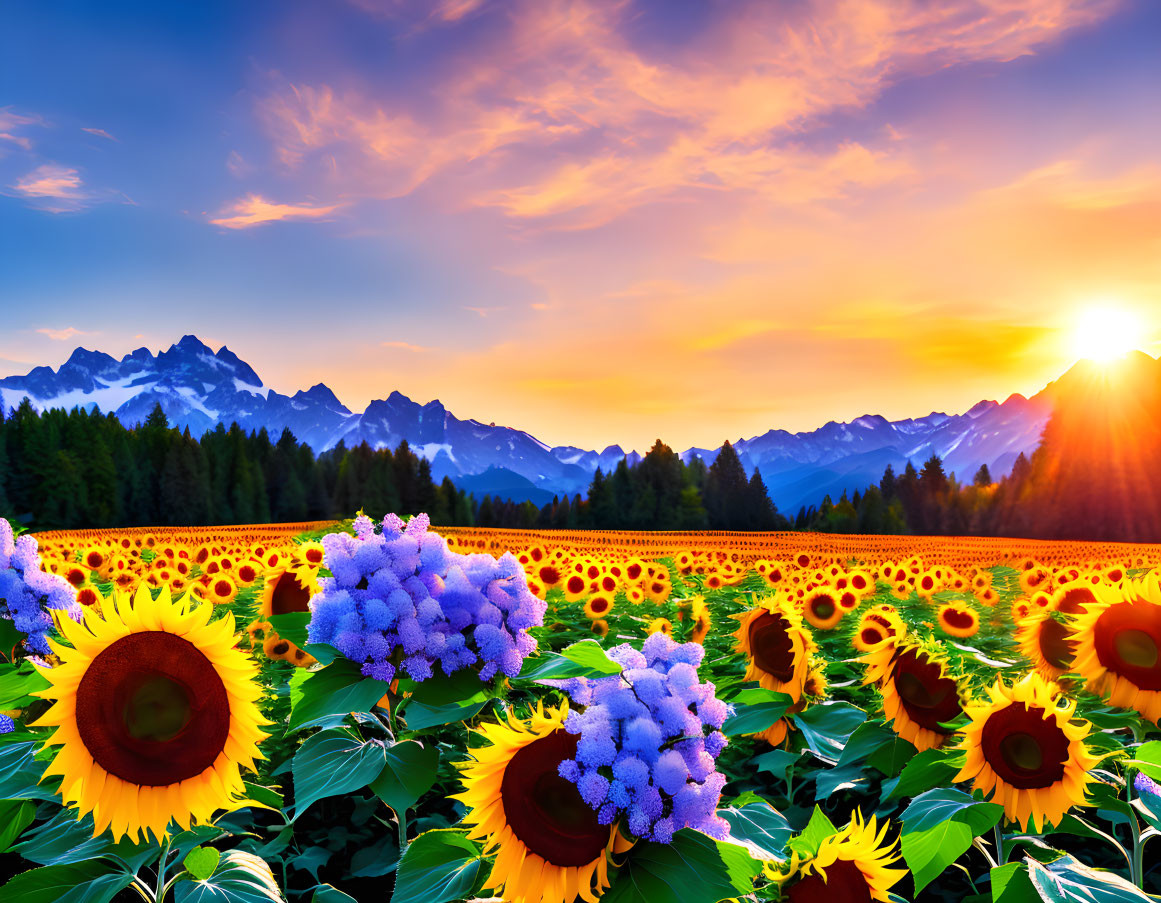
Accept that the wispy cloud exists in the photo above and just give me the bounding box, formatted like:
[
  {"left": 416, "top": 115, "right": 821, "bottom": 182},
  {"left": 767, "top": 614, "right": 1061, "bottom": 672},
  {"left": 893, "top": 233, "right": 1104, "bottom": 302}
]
[
  {"left": 0, "top": 108, "right": 44, "bottom": 152},
  {"left": 381, "top": 340, "right": 432, "bottom": 352},
  {"left": 9, "top": 164, "right": 94, "bottom": 212},
  {"left": 81, "top": 126, "right": 118, "bottom": 142},
  {"left": 463, "top": 306, "right": 504, "bottom": 317},
  {"left": 37, "top": 326, "right": 89, "bottom": 342},
  {"left": 209, "top": 193, "right": 344, "bottom": 228}
]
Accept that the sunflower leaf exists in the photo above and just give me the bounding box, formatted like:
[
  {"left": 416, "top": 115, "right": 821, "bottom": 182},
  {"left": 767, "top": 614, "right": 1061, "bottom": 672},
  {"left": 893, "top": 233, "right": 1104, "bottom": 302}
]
[
  {"left": 0, "top": 799, "right": 35, "bottom": 854},
  {"left": 517, "top": 639, "right": 623, "bottom": 681},
  {"left": 1025, "top": 852, "right": 1154, "bottom": 902},
  {"left": 886, "top": 747, "right": 962, "bottom": 800},
  {"left": 721, "top": 689, "right": 792, "bottom": 736},
  {"left": 183, "top": 846, "right": 221, "bottom": 882},
  {"left": 787, "top": 805, "right": 837, "bottom": 857},
  {"left": 0, "top": 659, "right": 50, "bottom": 708},
  {"left": 398, "top": 671, "right": 489, "bottom": 730},
  {"left": 790, "top": 701, "right": 867, "bottom": 764},
  {"left": 287, "top": 658, "right": 389, "bottom": 734},
  {"left": 901, "top": 787, "right": 1004, "bottom": 836},
  {"left": 290, "top": 729, "right": 389, "bottom": 819},
  {"left": 718, "top": 798, "right": 792, "bottom": 861},
  {"left": 266, "top": 612, "right": 310, "bottom": 650},
  {"left": 391, "top": 829, "right": 486, "bottom": 903},
  {"left": 601, "top": 830, "right": 762, "bottom": 903},
  {"left": 0, "top": 860, "right": 134, "bottom": 903},
  {"left": 174, "top": 850, "right": 286, "bottom": 903},
  {"left": 371, "top": 739, "right": 440, "bottom": 816}
]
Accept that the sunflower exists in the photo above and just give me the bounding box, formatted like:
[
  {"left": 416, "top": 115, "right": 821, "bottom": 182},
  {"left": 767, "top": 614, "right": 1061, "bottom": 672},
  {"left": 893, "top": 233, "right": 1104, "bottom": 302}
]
[
  {"left": 689, "top": 597, "right": 712, "bottom": 645},
  {"left": 862, "top": 637, "right": 966, "bottom": 751},
  {"left": 936, "top": 603, "right": 979, "bottom": 638},
  {"left": 33, "top": 585, "right": 268, "bottom": 842},
  {"left": 803, "top": 587, "right": 843, "bottom": 630},
  {"left": 771, "top": 812, "right": 905, "bottom": 903},
  {"left": 852, "top": 607, "right": 904, "bottom": 654},
  {"left": 954, "top": 673, "right": 1099, "bottom": 831},
  {"left": 590, "top": 619, "right": 610, "bottom": 638},
  {"left": 291, "top": 541, "right": 326, "bottom": 583},
  {"left": 584, "top": 595, "right": 614, "bottom": 620},
  {"left": 646, "top": 617, "right": 673, "bottom": 637},
  {"left": 1016, "top": 610, "right": 1077, "bottom": 681},
  {"left": 453, "top": 703, "right": 626, "bottom": 903},
  {"left": 733, "top": 597, "right": 815, "bottom": 702},
  {"left": 208, "top": 574, "right": 238, "bottom": 606},
  {"left": 1070, "top": 574, "right": 1161, "bottom": 723}
]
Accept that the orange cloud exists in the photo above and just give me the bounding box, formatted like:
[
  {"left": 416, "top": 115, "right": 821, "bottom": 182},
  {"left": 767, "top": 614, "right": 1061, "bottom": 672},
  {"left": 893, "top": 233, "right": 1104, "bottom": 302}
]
[
  {"left": 9, "top": 164, "right": 95, "bottom": 212},
  {"left": 210, "top": 193, "right": 344, "bottom": 228},
  {"left": 36, "top": 327, "right": 89, "bottom": 342},
  {"left": 381, "top": 340, "right": 432, "bottom": 352}
]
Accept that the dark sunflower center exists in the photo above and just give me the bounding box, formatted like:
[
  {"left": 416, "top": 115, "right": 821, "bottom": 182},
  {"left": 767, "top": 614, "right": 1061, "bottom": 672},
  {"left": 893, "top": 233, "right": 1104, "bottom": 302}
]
[
  {"left": 1057, "top": 587, "right": 1095, "bottom": 615},
  {"left": 539, "top": 566, "right": 561, "bottom": 584},
  {"left": 749, "top": 612, "right": 797, "bottom": 683},
  {"left": 270, "top": 572, "right": 312, "bottom": 615},
  {"left": 1038, "top": 618, "right": 1076, "bottom": 670},
  {"left": 1093, "top": 600, "right": 1161, "bottom": 690},
  {"left": 787, "top": 858, "right": 873, "bottom": 903},
  {"left": 981, "top": 702, "right": 1068, "bottom": 789},
  {"left": 892, "top": 649, "right": 961, "bottom": 733},
  {"left": 500, "top": 730, "right": 608, "bottom": 867},
  {"left": 76, "top": 631, "right": 231, "bottom": 786},
  {"left": 590, "top": 598, "right": 609, "bottom": 614},
  {"left": 861, "top": 627, "right": 884, "bottom": 646},
  {"left": 943, "top": 608, "right": 975, "bottom": 630},
  {"left": 811, "top": 596, "right": 836, "bottom": 620}
]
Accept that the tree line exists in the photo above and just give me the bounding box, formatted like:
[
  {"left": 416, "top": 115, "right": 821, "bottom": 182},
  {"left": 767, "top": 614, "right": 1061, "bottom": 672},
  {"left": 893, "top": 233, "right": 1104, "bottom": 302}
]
[{"left": 0, "top": 403, "right": 784, "bottom": 532}]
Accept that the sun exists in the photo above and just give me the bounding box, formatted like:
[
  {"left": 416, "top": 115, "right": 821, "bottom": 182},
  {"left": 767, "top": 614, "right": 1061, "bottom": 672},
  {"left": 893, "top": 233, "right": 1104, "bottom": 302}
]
[{"left": 1071, "top": 306, "right": 1142, "bottom": 363}]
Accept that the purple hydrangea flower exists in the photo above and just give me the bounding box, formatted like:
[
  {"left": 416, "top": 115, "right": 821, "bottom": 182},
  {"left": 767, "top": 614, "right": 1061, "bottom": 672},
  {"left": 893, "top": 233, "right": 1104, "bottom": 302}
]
[
  {"left": 0, "top": 517, "right": 80, "bottom": 656},
  {"left": 554, "top": 633, "right": 733, "bottom": 843},
  {"left": 307, "top": 514, "right": 546, "bottom": 685},
  {"left": 0, "top": 713, "right": 14, "bottom": 734},
  {"left": 1136, "top": 773, "right": 1161, "bottom": 798}
]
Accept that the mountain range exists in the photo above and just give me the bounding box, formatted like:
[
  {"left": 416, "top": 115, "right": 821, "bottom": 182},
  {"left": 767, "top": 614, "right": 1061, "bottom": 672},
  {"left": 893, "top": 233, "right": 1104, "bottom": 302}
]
[{"left": 0, "top": 334, "right": 1064, "bottom": 513}]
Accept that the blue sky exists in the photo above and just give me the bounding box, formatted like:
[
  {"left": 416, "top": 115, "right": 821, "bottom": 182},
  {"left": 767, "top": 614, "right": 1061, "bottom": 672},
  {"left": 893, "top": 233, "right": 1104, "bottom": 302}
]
[{"left": 2, "top": 0, "right": 1158, "bottom": 450}]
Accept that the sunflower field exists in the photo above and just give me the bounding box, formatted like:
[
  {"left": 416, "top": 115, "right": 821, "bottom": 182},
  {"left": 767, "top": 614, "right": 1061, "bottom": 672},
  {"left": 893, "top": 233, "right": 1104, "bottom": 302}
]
[{"left": 2, "top": 515, "right": 1161, "bottom": 903}]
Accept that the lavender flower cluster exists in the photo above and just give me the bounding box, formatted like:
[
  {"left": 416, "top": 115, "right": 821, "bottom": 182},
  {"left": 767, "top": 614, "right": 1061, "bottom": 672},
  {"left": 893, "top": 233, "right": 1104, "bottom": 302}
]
[
  {"left": 555, "top": 632, "right": 732, "bottom": 843},
  {"left": 1136, "top": 772, "right": 1161, "bottom": 799},
  {"left": 308, "top": 513, "right": 546, "bottom": 684},
  {"left": 0, "top": 517, "right": 79, "bottom": 657}
]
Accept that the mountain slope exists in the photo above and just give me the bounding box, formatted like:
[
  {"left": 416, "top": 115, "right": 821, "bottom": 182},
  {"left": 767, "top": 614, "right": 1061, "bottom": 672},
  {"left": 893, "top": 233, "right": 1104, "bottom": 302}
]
[{"left": 0, "top": 335, "right": 1062, "bottom": 510}]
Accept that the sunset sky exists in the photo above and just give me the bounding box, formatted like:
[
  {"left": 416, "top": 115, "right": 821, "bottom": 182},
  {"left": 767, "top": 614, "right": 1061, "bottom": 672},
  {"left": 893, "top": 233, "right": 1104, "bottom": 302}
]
[{"left": 2, "top": 0, "right": 1159, "bottom": 452}]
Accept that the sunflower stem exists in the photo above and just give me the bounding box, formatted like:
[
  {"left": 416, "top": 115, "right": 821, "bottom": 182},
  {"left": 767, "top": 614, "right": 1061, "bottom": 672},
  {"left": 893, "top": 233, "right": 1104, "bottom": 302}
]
[
  {"left": 398, "top": 807, "right": 409, "bottom": 854},
  {"left": 993, "top": 825, "right": 1005, "bottom": 865},
  {"left": 129, "top": 876, "right": 154, "bottom": 903},
  {"left": 154, "top": 837, "right": 173, "bottom": 902}
]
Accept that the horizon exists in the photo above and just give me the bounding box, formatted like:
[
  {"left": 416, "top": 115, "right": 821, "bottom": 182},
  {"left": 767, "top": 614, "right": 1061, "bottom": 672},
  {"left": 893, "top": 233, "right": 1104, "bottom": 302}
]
[
  {"left": 6, "top": 332, "right": 1155, "bottom": 459},
  {"left": 3, "top": 0, "right": 1160, "bottom": 450}
]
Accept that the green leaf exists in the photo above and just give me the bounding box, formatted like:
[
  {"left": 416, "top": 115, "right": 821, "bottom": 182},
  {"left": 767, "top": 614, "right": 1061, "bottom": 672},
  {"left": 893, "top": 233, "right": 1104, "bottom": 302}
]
[
  {"left": 391, "top": 830, "right": 485, "bottom": 903},
  {"left": 1132, "top": 788, "right": 1161, "bottom": 831},
  {"left": 399, "top": 671, "right": 489, "bottom": 731},
  {"left": 719, "top": 798, "right": 792, "bottom": 861},
  {"left": 518, "top": 639, "right": 623, "bottom": 680},
  {"left": 0, "top": 660, "right": 50, "bottom": 708},
  {"left": 1126, "top": 740, "right": 1161, "bottom": 782},
  {"left": 814, "top": 763, "right": 872, "bottom": 801},
  {"left": 887, "top": 748, "right": 962, "bottom": 800},
  {"left": 0, "top": 616, "right": 25, "bottom": 660},
  {"left": 290, "top": 846, "right": 332, "bottom": 881},
  {"left": 721, "top": 689, "right": 792, "bottom": 737},
  {"left": 350, "top": 835, "right": 402, "bottom": 878},
  {"left": 1026, "top": 853, "right": 1154, "bottom": 902},
  {"left": 0, "top": 740, "right": 60, "bottom": 802},
  {"left": 900, "top": 788, "right": 1004, "bottom": 893},
  {"left": 836, "top": 721, "right": 896, "bottom": 766},
  {"left": 991, "top": 862, "right": 1039, "bottom": 903},
  {"left": 791, "top": 701, "right": 867, "bottom": 764},
  {"left": 266, "top": 612, "right": 310, "bottom": 649},
  {"left": 867, "top": 737, "right": 918, "bottom": 778},
  {"left": 0, "top": 860, "right": 134, "bottom": 903},
  {"left": 601, "top": 830, "right": 762, "bottom": 903},
  {"left": 302, "top": 643, "right": 340, "bottom": 665},
  {"left": 291, "top": 729, "right": 389, "bottom": 819},
  {"left": 183, "top": 847, "right": 221, "bottom": 882},
  {"left": 371, "top": 740, "right": 440, "bottom": 816},
  {"left": 754, "top": 748, "right": 799, "bottom": 784},
  {"left": 311, "top": 887, "right": 358, "bottom": 903},
  {"left": 787, "top": 806, "right": 837, "bottom": 858},
  {"left": 901, "top": 787, "right": 1004, "bottom": 835},
  {"left": 174, "top": 850, "right": 286, "bottom": 903},
  {"left": 240, "top": 781, "right": 284, "bottom": 811},
  {"left": 901, "top": 819, "right": 977, "bottom": 893},
  {"left": 11, "top": 809, "right": 120, "bottom": 866},
  {"left": 288, "top": 659, "right": 389, "bottom": 734},
  {"left": 0, "top": 799, "right": 35, "bottom": 853}
]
